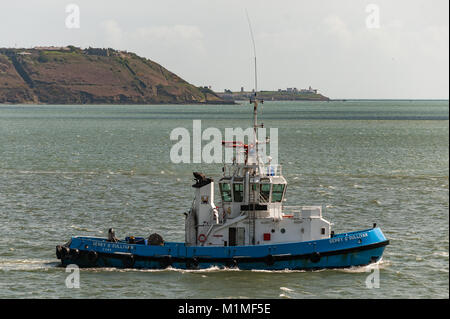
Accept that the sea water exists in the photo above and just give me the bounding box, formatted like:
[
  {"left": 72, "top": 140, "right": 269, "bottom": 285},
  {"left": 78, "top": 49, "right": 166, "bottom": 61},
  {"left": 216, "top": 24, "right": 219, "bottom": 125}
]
[{"left": 0, "top": 100, "right": 448, "bottom": 298}]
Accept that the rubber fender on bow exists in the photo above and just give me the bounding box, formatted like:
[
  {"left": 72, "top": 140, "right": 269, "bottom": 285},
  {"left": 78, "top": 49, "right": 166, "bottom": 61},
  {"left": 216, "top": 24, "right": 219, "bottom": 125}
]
[
  {"left": 69, "top": 248, "right": 80, "bottom": 259},
  {"left": 56, "top": 245, "right": 62, "bottom": 259},
  {"left": 61, "top": 246, "right": 70, "bottom": 258}
]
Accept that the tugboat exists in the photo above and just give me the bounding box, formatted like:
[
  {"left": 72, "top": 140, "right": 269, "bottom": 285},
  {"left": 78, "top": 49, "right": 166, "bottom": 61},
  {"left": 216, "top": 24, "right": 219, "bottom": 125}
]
[{"left": 56, "top": 93, "right": 389, "bottom": 270}]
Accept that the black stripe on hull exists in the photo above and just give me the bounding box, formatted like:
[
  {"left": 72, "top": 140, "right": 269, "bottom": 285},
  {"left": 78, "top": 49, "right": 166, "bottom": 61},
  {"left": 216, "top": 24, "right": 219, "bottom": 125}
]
[{"left": 59, "top": 240, "right": 389, "bottom": 269}]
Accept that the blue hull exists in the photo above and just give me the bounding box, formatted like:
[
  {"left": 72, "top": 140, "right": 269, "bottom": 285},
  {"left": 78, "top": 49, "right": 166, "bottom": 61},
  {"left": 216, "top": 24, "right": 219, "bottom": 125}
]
[{"left": 57, "top": 227, "right": 389, "bottom": 270}]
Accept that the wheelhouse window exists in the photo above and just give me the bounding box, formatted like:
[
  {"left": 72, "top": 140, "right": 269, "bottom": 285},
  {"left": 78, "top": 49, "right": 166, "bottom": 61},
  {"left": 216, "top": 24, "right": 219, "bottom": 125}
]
[
  {"left": 260, "top": 184, "right": 271, "bottom": 202},
  {"left": 219, "top": 183, "right": 232, "bottom": 202},
  {"left": 233, "top": 183, "right": 244, "bottom": 202},
  {"left": 272, "top": 184, "right": 285, "bottom": 202}
]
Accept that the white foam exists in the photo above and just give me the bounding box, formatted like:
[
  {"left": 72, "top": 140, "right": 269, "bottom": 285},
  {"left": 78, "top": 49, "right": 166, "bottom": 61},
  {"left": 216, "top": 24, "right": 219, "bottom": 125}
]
[
  {"left": 70, "top": 225, "right": 96, "bottom": 232},
  {"left": 336, "top": 258, "right": 389, "bottom": 273},
  {"left": 433, "top": 251, "right": 449, "bottom": 258},
  {"left": 0, "top": 259, "right": 57, "bottom": 271},
  {"left": 84, "top": 265, "right": 241, "bottom": 274}
]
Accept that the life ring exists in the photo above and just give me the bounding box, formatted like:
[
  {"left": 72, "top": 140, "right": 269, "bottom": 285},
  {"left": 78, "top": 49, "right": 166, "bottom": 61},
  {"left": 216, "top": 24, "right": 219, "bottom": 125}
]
[{"left": 198, "top": 234, "right": 207, "bottom": 242}]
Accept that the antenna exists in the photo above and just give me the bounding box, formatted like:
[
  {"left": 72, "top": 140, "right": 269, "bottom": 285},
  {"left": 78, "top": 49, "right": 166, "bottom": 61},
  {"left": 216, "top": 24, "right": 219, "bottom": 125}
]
[
  {"left": 245, "top": 9, "right": 257, "bottom": 94},
  {"left": 245, "top": 9, "right": 263, "bottom": 166}
]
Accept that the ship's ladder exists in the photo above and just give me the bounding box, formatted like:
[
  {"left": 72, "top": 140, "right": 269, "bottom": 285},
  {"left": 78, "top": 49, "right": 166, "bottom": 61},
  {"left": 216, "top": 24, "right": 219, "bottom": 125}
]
[
  {"left": 248, "top": 210, "right": 256, "bottom": 245},
  {"left": 249, "top": 190, "right": 255, "bottom": 203}
]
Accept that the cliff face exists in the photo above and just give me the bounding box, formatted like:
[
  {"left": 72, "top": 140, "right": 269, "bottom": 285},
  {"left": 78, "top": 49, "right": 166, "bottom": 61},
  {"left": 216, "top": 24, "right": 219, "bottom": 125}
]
[{"left": 0, "top": 47, "right": 226, "bottom": 104}]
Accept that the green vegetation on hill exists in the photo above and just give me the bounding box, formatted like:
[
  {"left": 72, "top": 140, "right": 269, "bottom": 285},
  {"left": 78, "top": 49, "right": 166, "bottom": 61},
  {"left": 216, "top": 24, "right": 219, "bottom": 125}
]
[
  {"left": 0, "top": 47, "right": 229, "bottom": 104},
  {"left": 217, "top": 90, "right": 329, "bottom": 102}
]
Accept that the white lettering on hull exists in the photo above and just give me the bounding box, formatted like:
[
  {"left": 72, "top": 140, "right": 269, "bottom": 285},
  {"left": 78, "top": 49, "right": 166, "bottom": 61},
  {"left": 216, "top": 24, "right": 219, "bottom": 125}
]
[{"left": 329, "top": 232, "right": 368, "bottom": 244}]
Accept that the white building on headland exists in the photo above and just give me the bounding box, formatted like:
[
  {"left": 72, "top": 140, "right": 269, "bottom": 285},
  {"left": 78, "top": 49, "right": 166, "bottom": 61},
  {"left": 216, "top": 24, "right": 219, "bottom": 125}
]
[
  {"left": 33, "top": 46, "right": 70, "bottom": 51},
  {"left": 278, "top": 86, "right": 318, "bottom": 94}
]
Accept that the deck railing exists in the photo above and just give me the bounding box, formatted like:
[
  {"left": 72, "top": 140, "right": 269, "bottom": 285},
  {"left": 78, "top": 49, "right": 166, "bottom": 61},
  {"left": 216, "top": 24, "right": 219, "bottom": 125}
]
[
  {"left": 222, "top": 163, "right": 282, "bottom": 177},
  {"left": 260, "top": 164, "right": 282, "bottom": 177}
]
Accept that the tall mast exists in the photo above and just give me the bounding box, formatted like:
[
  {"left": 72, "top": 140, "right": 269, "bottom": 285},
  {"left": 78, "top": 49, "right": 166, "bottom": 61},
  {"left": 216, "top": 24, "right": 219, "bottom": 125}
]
[{"left": 246, "top": 9, "right": 260, "bottom": 165}]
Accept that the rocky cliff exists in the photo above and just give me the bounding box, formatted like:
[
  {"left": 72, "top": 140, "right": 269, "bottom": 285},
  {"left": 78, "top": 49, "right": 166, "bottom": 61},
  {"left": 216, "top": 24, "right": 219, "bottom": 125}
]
[{"left": 0, "top": 47, "right": 227, "bottom": 104}]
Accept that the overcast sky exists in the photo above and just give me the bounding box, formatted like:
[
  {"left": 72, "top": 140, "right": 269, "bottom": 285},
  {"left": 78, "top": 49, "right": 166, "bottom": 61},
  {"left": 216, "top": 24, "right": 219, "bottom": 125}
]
[{"left": 1, "top": 0, "right": 448, "bottom": 99}]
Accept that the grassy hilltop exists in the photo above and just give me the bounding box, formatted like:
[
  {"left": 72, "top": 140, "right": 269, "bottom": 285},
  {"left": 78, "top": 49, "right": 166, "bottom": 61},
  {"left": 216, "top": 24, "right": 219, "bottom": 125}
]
[
  {"left": 0, "top": 46, "right": 227, "bottom": 104},
  {"left": 217, "top": 90, "right": 330, "bottom": 102}
]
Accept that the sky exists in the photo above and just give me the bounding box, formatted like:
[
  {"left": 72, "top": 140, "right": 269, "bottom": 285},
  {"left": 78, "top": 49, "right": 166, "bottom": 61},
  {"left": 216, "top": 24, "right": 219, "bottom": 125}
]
[{"left": 1, "top": 0, "right": 448, "bottom": 99}]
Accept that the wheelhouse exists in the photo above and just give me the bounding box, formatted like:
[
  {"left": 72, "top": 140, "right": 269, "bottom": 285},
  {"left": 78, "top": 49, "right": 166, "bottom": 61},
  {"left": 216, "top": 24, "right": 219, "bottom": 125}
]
[{"left": 218, "top": 176, "right": 287, "bottom": 206}]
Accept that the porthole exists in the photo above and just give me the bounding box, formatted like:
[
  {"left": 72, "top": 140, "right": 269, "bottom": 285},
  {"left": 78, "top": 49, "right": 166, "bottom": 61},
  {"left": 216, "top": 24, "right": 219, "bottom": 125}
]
[
  {"left": 271, "top": 229, "right": 275, "bottom": 233},
  {"left": 280, "top": 228, "right": 286, "bottom": 234}
]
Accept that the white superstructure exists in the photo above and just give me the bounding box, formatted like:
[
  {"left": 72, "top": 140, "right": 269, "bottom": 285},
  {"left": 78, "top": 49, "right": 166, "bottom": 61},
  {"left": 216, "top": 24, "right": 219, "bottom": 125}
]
[{"left": 185, "top": 95, "right": 331, "bottom": 247}]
